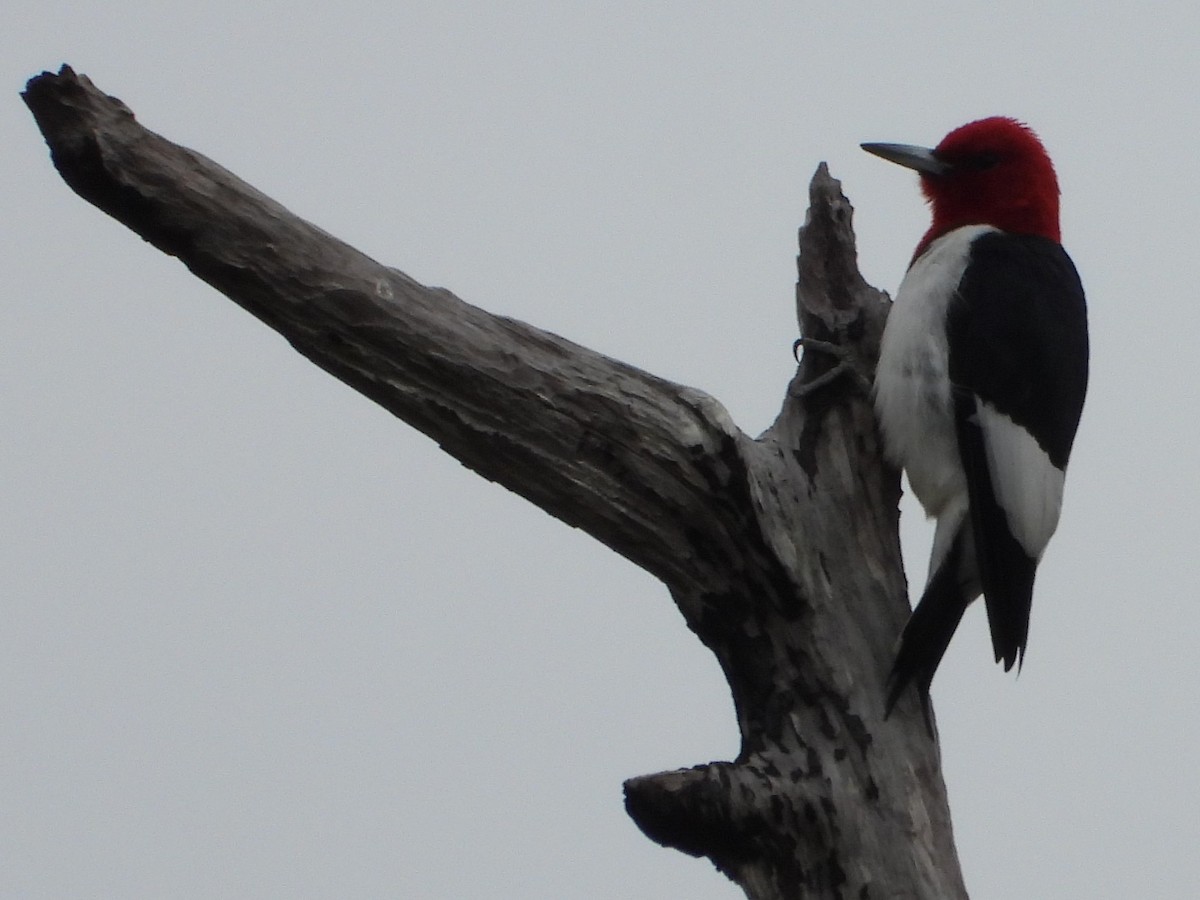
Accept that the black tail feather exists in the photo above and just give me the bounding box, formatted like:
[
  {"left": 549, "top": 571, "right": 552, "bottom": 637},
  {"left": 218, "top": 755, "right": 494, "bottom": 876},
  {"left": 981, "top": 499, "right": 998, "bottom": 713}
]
[{"left": 885, "top": 530, "right": 973, "bottom": 727}]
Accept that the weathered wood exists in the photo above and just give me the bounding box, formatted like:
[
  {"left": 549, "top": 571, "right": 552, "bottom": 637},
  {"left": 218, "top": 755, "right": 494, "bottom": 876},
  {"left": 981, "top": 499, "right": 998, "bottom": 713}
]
[{"left": 23, "top": 65, "right": 968, "bottom": 899}]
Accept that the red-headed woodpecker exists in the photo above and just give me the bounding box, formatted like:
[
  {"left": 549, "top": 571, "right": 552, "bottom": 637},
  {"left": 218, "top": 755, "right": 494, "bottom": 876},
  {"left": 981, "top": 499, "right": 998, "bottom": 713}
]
[{"left": 863, "top": 117, "right": 1089, "bottom": 718}]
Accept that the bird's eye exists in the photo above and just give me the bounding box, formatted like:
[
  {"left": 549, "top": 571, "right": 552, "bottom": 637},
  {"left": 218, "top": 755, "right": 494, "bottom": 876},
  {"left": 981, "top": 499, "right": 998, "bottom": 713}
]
[{"left": 964, "top": 153, "right": 1001, "bottom": 171}]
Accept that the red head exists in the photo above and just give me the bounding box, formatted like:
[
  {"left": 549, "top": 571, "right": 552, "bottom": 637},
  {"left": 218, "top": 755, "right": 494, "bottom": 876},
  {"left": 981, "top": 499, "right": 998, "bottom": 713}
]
[{"left": 863, "top": 117, "right": 1061, "bottom": 261}]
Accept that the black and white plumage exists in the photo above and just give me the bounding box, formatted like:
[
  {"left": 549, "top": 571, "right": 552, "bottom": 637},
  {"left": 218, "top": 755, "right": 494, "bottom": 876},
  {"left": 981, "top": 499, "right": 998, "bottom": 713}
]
[{"left": 864, "top": 118, "right": 1089, "bottom": 717}]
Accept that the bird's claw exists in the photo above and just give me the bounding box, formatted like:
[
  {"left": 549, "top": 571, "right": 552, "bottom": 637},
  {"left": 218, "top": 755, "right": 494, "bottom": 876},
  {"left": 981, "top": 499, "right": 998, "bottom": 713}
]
[
  {"left": 791, "top": 336, "right": 871, "bottom": 397},
  {"left": 792, "top": 336, "right": 848, "bottom": 364}
]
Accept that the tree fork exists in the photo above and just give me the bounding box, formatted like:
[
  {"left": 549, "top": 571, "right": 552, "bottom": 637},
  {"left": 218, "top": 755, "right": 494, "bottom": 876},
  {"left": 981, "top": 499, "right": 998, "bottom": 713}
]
[{"left": 23, "top": 65, "right": 967, "bottom": 899}]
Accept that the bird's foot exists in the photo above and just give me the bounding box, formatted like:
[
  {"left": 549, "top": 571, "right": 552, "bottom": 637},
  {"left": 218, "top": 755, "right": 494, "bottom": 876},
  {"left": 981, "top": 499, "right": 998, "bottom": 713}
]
[{"left": 791, "top": 337, "right": 872, "bottom": 397}]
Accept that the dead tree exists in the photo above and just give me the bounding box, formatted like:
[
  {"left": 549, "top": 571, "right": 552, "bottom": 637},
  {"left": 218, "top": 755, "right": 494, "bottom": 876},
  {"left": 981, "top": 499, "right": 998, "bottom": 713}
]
[{"left": 23, "top": 66, "right": 967, "bottom": 899}]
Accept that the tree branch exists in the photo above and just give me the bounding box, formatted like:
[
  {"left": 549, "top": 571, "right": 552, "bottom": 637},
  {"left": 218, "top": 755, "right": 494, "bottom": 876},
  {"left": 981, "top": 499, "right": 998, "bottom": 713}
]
[
  {"left": 21, "top": 65, "right": 746, "bottom": 597},
  {"left": 24, "top": 65, "right": 968, "bottom": 899}
]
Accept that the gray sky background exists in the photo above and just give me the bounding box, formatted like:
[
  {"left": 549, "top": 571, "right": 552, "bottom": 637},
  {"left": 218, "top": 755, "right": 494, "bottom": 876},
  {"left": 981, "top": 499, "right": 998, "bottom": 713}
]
[{"left": 6, "top": 3, "right": 1197, "bottom": 897}]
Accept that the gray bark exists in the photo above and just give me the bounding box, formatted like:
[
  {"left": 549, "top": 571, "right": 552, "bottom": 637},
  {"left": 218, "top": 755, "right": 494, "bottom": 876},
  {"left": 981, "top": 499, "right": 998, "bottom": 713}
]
[{"left": 23, "top": 65, "right": 968, "bottom": 899}]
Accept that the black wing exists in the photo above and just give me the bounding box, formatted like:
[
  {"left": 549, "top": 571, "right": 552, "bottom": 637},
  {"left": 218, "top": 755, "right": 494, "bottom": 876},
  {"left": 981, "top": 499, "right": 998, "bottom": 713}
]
[{"left": 947, "top": 233, "right": 1089, "bottom": 667}]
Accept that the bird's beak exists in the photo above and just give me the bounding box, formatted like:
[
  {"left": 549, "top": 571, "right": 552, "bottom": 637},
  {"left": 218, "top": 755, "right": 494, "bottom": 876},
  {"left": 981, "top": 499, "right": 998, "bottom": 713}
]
[{"left": 860, "top": 142, "right": 952, "bottom": 176}]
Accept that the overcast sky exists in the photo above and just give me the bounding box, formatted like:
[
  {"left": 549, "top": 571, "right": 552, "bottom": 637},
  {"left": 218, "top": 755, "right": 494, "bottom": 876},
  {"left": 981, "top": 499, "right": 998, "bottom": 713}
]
[{"left": 6, "top": 3, "right": 1199, "bottom": 898}]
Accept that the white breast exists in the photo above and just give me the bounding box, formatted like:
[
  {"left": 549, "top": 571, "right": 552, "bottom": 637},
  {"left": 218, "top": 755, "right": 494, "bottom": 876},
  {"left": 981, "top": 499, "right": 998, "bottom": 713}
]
[{"left": 873, "top": 225, "right": 996, "bottom": 517}]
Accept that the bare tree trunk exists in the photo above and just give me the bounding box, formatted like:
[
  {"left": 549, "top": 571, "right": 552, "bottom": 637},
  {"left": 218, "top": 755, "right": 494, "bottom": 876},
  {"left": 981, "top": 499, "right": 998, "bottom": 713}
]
[{"left": 23, "top": 65, "right": 968, "bottom": 899}]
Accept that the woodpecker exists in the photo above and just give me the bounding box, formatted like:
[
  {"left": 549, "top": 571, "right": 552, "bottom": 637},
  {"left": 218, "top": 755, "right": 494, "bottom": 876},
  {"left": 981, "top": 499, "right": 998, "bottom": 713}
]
[{"left": 863, "top": 117, "right": 1088, "bottom": 719}]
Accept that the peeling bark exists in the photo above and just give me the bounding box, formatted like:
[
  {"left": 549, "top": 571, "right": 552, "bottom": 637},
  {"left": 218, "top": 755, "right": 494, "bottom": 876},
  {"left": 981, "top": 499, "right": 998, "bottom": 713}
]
[{"left": 23, "top": 65, "right": 968, "bottom": 899}]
